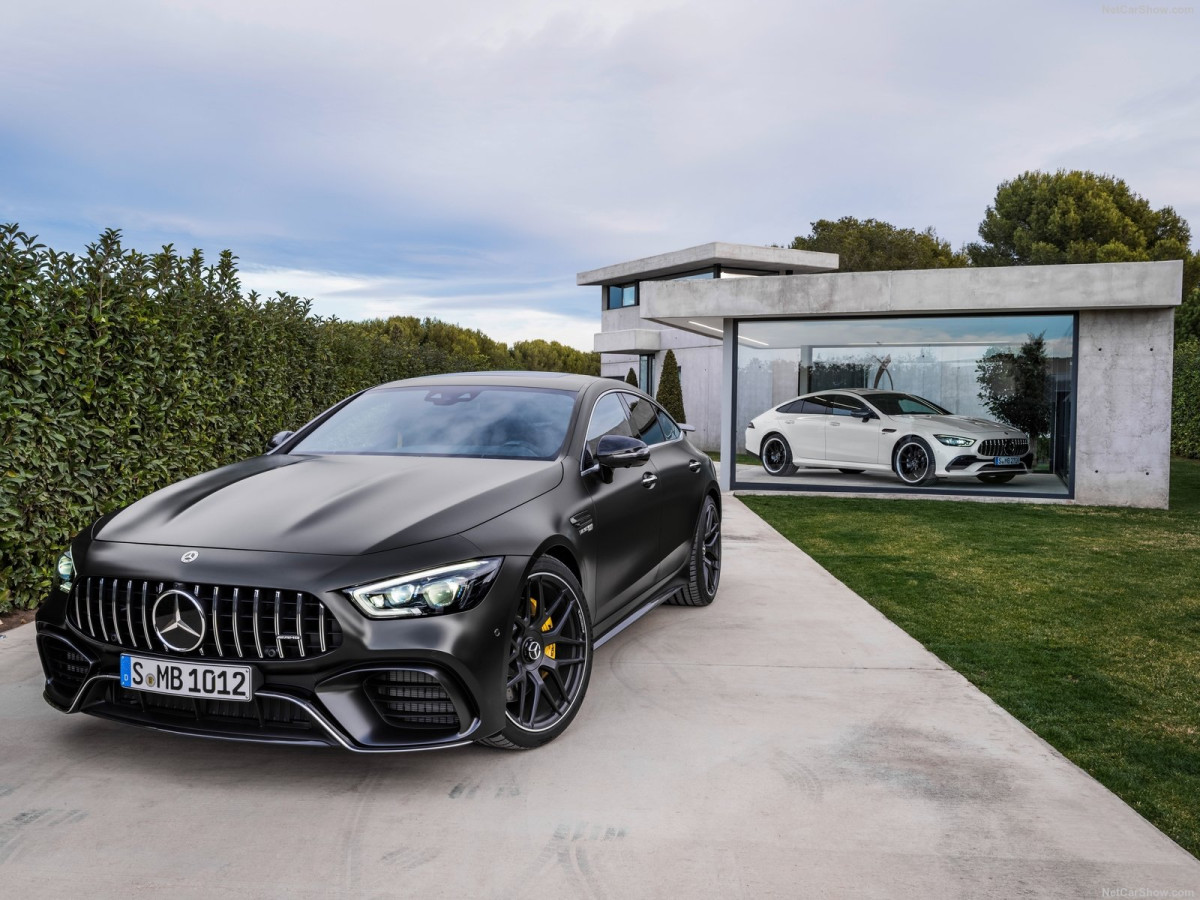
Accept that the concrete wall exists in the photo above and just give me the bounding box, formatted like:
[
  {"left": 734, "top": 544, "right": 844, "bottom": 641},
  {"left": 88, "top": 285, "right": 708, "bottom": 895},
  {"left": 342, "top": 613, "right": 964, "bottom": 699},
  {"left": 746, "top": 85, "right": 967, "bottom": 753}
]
[
  {"left": 598, "top": 305, "right": 723, "bottom": 450},
  {"left": 1074, "top": 308, "right": 1175, "bottom": 508},
  {"left": 640, "top": 260, "right": 1184, "bottom": 325}
]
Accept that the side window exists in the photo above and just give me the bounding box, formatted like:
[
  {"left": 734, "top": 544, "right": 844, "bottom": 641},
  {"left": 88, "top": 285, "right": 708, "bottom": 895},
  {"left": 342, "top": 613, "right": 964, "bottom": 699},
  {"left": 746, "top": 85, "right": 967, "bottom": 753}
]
[
  {"left": 825, "top": 394, "right": 867, "bottom": 417},
  {"left": 656, "top": 408, "right": 681, "bottom": 441},
  {"left": 622, "top": 392, "right": 667, "bottom": 445},
  {"left": 584, "top": 393, "right": 633, "bottom": 462},
  {"left": 778, "top": 399, "right": 804, "bottom": 414},
  {"left": 800, "top": 397, "right": 830, "bottom": 415}
]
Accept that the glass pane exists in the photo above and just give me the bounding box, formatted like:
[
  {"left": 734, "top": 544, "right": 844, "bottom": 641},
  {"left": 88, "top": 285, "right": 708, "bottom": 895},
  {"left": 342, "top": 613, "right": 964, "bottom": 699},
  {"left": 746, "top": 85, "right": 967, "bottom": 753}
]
[
  {"left": 656, "top": 409, "right": 681, "bottom": 441},
  {"left": 624, "top": 393, "right": 667, "bottom": 445},
  {"left": 735, "top": 313, "right": 1075, "bottom": 496},
  {"left": 292, "top": 387, "right": 576, "bottom": 460},
  {"left": 586, "top": 393, "right": 633, "bottom": 458}
]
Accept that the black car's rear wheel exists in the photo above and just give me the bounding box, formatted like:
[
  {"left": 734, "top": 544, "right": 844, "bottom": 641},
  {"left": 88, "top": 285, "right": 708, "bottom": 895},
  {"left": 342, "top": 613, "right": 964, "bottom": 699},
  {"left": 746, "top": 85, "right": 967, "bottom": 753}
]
[
  {"left": 761, "top": 435, "right": 794, "bottom": 476},
  {"left": 478, "top": 557, "right": 592, "bottom": 750},
  {"left": 671, "top": 495, "right": 721, "bottom": 607}
]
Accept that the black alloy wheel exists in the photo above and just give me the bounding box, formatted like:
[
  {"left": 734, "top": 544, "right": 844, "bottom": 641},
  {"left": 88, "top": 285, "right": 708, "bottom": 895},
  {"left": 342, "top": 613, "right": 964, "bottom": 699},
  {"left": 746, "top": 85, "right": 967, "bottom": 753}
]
[
  {"left": 977, "top": 472, "right": 1018, "bottom": 484},
  {"left": 671, "top": 495, "right": 721, "bottom": 607},
  {"left": 894, "top": 437, "right": 937, "bottom": 486},
  {"left": 479, "top": 557, "right": 593, "bottom": 749},
  {"left": 761, "top": 435, "right": 794, "bottom": 476}
]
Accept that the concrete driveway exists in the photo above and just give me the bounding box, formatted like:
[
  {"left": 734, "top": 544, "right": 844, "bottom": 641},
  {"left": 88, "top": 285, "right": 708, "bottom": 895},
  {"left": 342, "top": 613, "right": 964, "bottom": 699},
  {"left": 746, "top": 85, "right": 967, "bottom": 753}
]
[{"left": 1, "top": 496, "right": 1197, "bottom": 899}]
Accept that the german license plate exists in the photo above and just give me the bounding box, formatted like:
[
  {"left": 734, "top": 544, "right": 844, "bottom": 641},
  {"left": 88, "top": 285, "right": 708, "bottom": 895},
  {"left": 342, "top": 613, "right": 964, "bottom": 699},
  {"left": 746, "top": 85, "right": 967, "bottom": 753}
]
[
  {"left": 120, "top": 654, "right": 253, "bottom": 702},
  {"left": 994, "top": 456, "right": 1021, "bottom": 466}
]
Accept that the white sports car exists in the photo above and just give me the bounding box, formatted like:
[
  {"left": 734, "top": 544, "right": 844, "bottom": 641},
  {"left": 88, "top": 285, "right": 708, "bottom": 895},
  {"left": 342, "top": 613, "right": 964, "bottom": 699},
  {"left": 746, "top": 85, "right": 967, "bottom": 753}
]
[{"left": 744, "top": 389, "right": 1032, "bottom": 487}]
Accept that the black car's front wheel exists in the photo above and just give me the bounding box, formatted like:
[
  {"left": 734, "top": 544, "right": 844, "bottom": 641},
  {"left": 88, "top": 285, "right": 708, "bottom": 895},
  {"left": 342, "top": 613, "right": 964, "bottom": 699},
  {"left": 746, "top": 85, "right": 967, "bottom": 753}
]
[{"left": 478, "top": 557, "right": 593, "bottom": 750}]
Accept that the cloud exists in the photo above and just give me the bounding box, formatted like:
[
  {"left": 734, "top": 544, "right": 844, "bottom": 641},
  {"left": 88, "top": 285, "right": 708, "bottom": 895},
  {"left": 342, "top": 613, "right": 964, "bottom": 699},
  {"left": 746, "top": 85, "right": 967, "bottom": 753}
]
[
  {"left": 238, "top": 265, "right": 599, "bottom": 350},
  {"left": 1, "top": 0, "right": 1197, "bottom": 349}
]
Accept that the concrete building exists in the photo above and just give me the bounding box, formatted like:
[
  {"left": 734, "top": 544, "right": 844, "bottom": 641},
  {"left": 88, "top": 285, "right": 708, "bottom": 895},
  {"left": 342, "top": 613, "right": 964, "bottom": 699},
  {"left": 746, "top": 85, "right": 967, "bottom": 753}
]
[{"left": 582, "top": 243, "right": 1183, "bottom": 508}]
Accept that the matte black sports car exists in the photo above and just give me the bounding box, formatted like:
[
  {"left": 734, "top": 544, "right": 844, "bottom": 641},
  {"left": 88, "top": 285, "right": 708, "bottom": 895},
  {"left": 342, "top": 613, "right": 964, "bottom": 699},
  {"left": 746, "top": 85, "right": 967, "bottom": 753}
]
[{"left": 35, "top": 373, "right": 721, "bottom": 751}]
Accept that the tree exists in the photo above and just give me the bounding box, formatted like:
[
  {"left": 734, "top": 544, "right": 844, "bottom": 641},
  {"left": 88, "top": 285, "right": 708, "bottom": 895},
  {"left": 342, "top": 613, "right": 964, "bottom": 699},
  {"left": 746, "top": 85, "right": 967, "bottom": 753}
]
[
  {"left": 967, "top": 170, "right": 1199, "bottom": 301},
  {"left": 976, "top": 334, "right": 1052, "bottom": 456},
  {"left": 1176, "top": 285, "right": 1200, "bottom": 343},
  {"left": 656, "top": 349, "right": 686, "bottom": 423},
  {"left": 509, "top": 338, "right": 600, "bottom": 375},
  {"left": 625, "top": 368, "right": 637, "bottom": 387},
  {"left": 789, "top": 216, "right": 967, "bottom": 271}
]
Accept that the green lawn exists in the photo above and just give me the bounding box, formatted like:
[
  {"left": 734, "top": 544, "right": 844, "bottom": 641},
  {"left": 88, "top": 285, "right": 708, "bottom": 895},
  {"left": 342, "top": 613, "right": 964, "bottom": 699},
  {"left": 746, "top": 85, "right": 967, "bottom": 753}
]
[{"left": 741, "top": 459, "right": 1200, "bottom": 859}]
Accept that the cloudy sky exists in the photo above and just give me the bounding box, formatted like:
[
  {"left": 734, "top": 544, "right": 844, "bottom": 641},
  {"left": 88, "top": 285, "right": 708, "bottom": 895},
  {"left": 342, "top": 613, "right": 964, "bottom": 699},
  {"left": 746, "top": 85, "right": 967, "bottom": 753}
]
[{"left": 2, "top": 0, "right": 1197, "bottom": 349}]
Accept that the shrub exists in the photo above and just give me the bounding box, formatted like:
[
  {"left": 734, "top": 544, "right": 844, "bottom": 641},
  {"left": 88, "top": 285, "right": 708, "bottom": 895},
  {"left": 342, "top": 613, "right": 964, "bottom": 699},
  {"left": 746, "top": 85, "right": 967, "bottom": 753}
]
[
  {"left": 0, "top": 225, "right": 599, "bottom": 611},
  {"left": 656, "top": 349, "right": 686, "bottom": 423},
  {"left": 1174, "top": 339, "right": 1200, "bottom": 459}
]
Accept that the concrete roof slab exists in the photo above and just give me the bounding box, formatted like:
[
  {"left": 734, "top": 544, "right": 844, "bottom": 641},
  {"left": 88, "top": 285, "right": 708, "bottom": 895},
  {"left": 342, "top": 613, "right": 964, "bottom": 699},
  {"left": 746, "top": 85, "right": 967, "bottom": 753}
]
[{"left": 577, "top": 241, "right": 839, "bottom": 285}]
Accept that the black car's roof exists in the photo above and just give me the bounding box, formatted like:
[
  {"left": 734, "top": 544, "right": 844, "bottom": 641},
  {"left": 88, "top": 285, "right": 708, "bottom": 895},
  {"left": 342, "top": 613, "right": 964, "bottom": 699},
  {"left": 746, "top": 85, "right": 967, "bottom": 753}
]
[{"left": 375, "top": 371, "right": 608, "bottom": 393}]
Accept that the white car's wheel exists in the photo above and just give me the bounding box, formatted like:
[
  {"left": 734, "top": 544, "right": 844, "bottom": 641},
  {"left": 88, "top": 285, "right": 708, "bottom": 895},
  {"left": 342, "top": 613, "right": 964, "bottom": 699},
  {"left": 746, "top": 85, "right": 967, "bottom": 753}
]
[
  {"left": 893, "top": 437, "right": 937, "bottom": 486},
  {"left": 760, "top": 434, "right": 794, "bottom": 476}
]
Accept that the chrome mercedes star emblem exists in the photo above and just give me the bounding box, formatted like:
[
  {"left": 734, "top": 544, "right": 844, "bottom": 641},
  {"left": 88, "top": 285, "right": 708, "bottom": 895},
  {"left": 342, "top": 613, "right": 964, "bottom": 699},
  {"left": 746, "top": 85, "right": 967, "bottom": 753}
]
[
  {"left": 152, "top": 589, "right": 206, "bottom": 652},
  {"left": 181, "top": 550, "right": 199, "bottom": 563},
  {"left": 523, "top": 639, "right": 543, "bottom": 663}
]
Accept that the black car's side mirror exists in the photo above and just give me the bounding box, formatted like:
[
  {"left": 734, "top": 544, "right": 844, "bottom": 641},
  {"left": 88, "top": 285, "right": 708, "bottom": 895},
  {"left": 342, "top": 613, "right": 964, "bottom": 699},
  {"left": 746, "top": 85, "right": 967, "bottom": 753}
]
[
  {"left": 267, "top": 430, "right": 294, "bottom": 452},
  {"left": 595, "top": 435, "right": 650, "bottom": 469},
  {"left": 858, "top": 411, "right": 877, "bottom": 422}
]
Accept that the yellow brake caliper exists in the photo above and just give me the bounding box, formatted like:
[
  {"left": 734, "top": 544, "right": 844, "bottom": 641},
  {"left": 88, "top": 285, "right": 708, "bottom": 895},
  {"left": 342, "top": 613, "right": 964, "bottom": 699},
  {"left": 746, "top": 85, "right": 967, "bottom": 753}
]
[{"left": 529, "top": 596, "right": 556, "bottom": 660}]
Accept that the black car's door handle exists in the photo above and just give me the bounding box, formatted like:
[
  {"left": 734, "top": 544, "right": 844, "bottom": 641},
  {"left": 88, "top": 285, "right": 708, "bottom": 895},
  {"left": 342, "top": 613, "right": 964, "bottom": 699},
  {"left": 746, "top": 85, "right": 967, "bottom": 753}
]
[
  {"left": 641, "top": 472, "right": 658, "bottom": 489},
  {"left": 688, "top": 459, "right": 702, "bottom": 473}
]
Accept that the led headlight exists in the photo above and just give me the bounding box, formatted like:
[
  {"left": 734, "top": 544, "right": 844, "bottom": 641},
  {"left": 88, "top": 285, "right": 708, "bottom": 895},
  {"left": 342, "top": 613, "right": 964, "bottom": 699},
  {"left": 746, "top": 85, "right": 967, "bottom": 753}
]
[
  {"left": 346, "top": 558, "right": 503, "bottom": 619},
  {"left": 934, "top": 435, "right": 976, "bottom": 447},
  {"left": 56, "top": 549, "right": 75, "bottom": 593}
]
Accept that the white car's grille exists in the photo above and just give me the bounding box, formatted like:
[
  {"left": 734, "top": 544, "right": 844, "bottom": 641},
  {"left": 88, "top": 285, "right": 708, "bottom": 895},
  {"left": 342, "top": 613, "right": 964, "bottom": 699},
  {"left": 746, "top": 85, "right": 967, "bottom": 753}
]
[{"left": 979, "top": 438, "right": 1028, "bottom": 457}]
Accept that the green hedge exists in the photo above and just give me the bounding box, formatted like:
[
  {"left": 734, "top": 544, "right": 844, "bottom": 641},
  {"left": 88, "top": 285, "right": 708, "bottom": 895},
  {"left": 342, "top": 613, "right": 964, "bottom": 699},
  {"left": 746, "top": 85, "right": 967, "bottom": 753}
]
[
  {"left": 1174, "top": 339, "right": 1200, "bottom": 459},
  {"left": 0, "top": 225, "right": 597, "bottom": 611}
]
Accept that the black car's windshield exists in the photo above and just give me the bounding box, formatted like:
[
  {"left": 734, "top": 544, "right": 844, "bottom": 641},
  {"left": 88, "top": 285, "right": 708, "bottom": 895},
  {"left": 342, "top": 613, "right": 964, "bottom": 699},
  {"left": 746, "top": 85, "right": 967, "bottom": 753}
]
[
  {"left": 290, "top": 386, "right": 577, "bottom": 460},
  {"left": 868, "top": 392, "right": 950, "bottom": 416}
]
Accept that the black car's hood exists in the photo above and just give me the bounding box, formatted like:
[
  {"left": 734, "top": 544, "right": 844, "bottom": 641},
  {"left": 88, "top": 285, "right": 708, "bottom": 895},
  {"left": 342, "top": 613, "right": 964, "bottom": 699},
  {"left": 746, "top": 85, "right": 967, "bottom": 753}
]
[{"left": 95, "top": 454, "right": 564, "bottom": 555}]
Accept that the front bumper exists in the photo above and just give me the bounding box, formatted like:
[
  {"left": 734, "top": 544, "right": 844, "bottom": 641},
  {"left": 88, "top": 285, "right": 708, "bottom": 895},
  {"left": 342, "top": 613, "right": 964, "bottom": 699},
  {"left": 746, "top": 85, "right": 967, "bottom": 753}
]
[
  {"left": 936, "top": 449, "right": 1035, "bottom": 479},
  {"left": 35, "top": 553, "right": 529, "bottom": 752}
]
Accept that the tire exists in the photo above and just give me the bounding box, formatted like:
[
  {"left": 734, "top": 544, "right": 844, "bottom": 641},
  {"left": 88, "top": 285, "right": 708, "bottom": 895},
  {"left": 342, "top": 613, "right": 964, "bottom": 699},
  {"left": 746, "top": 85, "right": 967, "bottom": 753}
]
[
  {"left": 837, "top": 469, "right": 865, "bottom": 475},
  {"left": 893, "top": 437, "right": 938, "bottom": 486},
  {"left": 477, "top": 557, "right": 593, "bottom": 750},
  {"left": 670, "top": 495, "right": 722, "bottom": 607},
  {"left": 977, "top": 473, "right": 1017, "bottom": 484},
  {"left": 760, "top": 434, "right": 794, "bottom": 476}
]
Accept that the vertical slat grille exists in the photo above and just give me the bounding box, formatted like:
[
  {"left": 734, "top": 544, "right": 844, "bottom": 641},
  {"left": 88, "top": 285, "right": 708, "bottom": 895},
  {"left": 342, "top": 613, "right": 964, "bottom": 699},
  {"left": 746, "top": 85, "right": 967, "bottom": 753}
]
[
  {"left": 979, "top": 437, "right": 1029, "bottom": 457},
  {"left": 125, "top": 579, "right": 138, "bottom": 649},
  {"left": 67, "top": 578, "right": 342, "bottom": 661}
]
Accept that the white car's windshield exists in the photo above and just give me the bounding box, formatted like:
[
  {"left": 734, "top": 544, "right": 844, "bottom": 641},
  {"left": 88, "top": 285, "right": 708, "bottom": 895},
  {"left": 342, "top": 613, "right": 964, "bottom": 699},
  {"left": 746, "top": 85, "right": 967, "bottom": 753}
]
[
  {"left": 291, "top": 386, "right": 577, "bottom": 459},
  {"left": 869, "top": 393, "right": 950, "bottom": 416}
]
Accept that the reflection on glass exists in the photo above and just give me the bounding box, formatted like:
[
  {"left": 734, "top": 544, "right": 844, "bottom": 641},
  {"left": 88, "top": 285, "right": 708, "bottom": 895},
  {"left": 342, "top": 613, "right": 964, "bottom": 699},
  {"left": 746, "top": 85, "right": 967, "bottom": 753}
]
[{"left": 734, "top": 313, "right": 1075, "bottom": 495}]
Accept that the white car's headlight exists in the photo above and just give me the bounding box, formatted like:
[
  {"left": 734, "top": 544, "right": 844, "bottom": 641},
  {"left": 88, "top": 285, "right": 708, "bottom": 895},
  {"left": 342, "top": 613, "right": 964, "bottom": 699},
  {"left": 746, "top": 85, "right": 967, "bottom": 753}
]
[
  {"left": 346, "top": 558, "right": 503, "bottom": 619},
  {"left": 56, "top": 548, "right": 75, "bottom": 593},
  {"left": 934, "top": 434, "right": 976, "bottom": 447}
]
